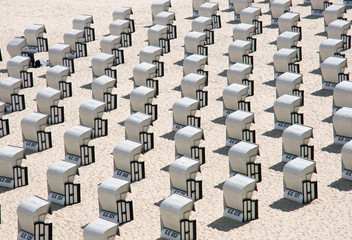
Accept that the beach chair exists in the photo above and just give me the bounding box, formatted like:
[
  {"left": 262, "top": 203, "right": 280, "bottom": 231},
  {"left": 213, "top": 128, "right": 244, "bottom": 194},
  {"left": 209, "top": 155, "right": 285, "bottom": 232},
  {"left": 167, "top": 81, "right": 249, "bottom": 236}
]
[
  {"left": 229, "top": 40, "right": 253, "bottom": 67},
  {"left": 326, "top": 20, "right": 351, "bottom": 50},
  {"left": 226, "top": 110, "right": 255, "bottom": 146},
  {"left": 228, "top": 141, "right": 261, "bottom": 182},
  {"left": 319, "top": 38, "right": 344, "bottom": 63},
  {"left": 139, "top": 46, "right": 164, "bottom": 77},
  {"left": 233, "top": 23, "right": 256, "bottom": 52},
  {"left": 148, "top": 24, "right": 170, "bottom": 53},
  {"left": 7, "top": 56, "right": 33, "bottom": 88},
  {"left": 48, "top": 43, "right": 75, "bottom": 73},
  {"left": 0, "top": 77, "right": 25, "bottom": 112},
  {"left": 17, "top": 196, "right": 52, "bottom": 240},
  {"left": 172, "top": 97, "right": 200, "bottom": 131},
  {"left": 151, "top": 0, "right": 172, "bottom": 24},
  {"left": 270, "top": 0, "right": 291, "bottom": 25},
  {"left": 98, "top": 177, "right": 133, "bottom": 224},
  {"left": 63, "top": 29, "right": 87, "bottom": 58},
  {"left": 133, "top": 62, "right": 159, "bottom": 95},
  {"left": 233, "top": 0, "right": 253, "bottom": 21},
  {"left": 333, "top": 107, "right": 352, "bottom": 145},
  {"left": 73, "top": 14, "right": 95, "bottom": 42},
  {"left": 198, "top": 2, "right": 221, "bottom": 28},
  {"left": 100, "top": 35, "right": 124, "bottom": 65},
  {"left": 64, "top": 125, "right": 95, "bottom": 166},
  {"left": 36, "top": 87, "right": 64, "bottom": 125},
  {"left": 113, "top": 7, "right": 135, "bottom": 33},
  {"left": 46, "top": 65, "right": 72, "bottom": 98},
  {"left": 341, "top": 141, "right": 352, "bottom": 181},
  {"left": 169, "top": 156, "right": 202, "bottom": 201},
  {"left": 7, "top": 37, "right": 28, "bottom": 58},
  {"left": 227, "top": 63, "right": 253, "bottom": 95},
  {"left": 192, "top": 16, "right": 214, "bottom": 45},
  {"left": 223, "top": 83, "right": 250, "bottom": 117},
  {"left": 160, "top": 194, "right": 196, "bottom": 240},
  {"left": 274, "top": 94, "right": 303, "bottom": 130},
  {"left": 21, "top": 112, "right": 52, "bottom": 152},
  {"left": 277, "top": 32, "right": 301, "bottom": 61},
  {"left": 193, "top": 0, "right": 209, "bottom": 17},
  {"left": 175, "top": 126, "right": 205, "bottom": 164},
  {"left": 113, "top": 140, "right": 144, "bottom": 182},
  {"left": 223, "top": 174, "right": 258, "bottom": 222},
  {"left": 0, "top": 102, "right": 9, "bottom": 137},
  {"left": 183, "top": 55, "right": 208, "bottom": 81},
  {"left": 240, "top": 7, "right": 262, "bottom": 35},
  {"left": 323, "top": 5, "right": 346, "bottom": 29},
  {"left": 109, "top": 19, "right": 132, "bottom": 47},
  {"left": 79, "top": 99, "right": 107, "bottom": 138},
  {"left": 155, "top": 11, "right": 177, "bottom": 40},
  {"left": 184, "top": 31, "right": 208, "bottom": 57},
  {"left": 278, "top": 12, "right": 301, "bottom": 37},
  {"left": 47, "top": 161, "right": 80, "bottom": 206},
  {"left": 276, "top": 72, "right": 303, "bottom": 101},
  {"left": 83, "top": 218, "right": 119, "bottom": 240},
  {"left": 125, "top": 112, "right": 154, "bottom": 152},
  {"left": 0, "top": 145, "right": 27, "bottom": 189},
  {"left": 283, "top": 158, "right": 317, "bottom": 204},
  {"left": 320, "top": 56, "right": 348, "bottom": 90},
  {"left": 91, "top": 53, "right": 116, "bottom": 79},
  {"left": 311, "top": 0, "right": 332, "bottom": 16},
  {"left": 181, "top": 73, "right": 208, "bottom": 107},
  {"left": 333, "top": 81, "right": 352, "bottom": 114},
  {"left": 23, "top": 24, "right": 48, "bottom": 52},
  {"left": 92, "top": 75, "right": 117, "bottom": 111},
  {"left": 130, "top": 86, "right": 157, "bottom": 121},
  {"left": 273, "top": 48, "right": 300, "bottom": 79}
]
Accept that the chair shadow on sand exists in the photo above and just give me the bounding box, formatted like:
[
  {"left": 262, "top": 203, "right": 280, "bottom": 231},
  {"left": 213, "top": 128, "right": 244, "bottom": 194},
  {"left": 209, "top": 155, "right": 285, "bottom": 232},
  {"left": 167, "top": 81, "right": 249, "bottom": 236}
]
[
  {"left": 269, "top": 198, "right": 305, "bottom": 212},
  {"left": 328, "top": 178, "right": 352, "bottom": 191},
  {"left": 208, "top": 216, "right": 248, "bottom": 232}
]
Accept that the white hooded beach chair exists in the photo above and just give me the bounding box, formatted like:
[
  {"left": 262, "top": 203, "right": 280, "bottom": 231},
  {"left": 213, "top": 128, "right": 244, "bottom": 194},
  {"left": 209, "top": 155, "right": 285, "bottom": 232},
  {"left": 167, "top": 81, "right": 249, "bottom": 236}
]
[
  {"left": 24, "top": 24, "right": 48, "bottom": 52},
  {"left": 183, "top": 54, "right": 208, "bottom": 81},
  {"left": 92, "top": 75, "right": 117, "bottom": 111},
  {"left": 91, "top": 53, "right": 116, "bottom": 79},
  {"left": 46, "top": 66, "right": 71, "bottom": 97},
  {"left": 133, "top": 62, "right": 159, "bottom": 95},
  {"left": 233, "top": 23, "right": 256, "bottom": 52},
  {"left": 100, "top": 35, "right": 124, "bottom": 65},
  {"left": 283, "top": 157, "right": 317, "bottom": 204},
  {"left": 223, "top": 174, "right": 258, "bottom": 222},
  {"left": 223, "top": 83, "right": 250, "bottom": 117},
  {"left": 169, "top": 156, "right": 202, "bottom": 201},
  {"left": 273, "top": 48, "right": 300, "bottom": 79},
  {"left": 282, "top": 124, "right": 314, "bottom": 162},
  {"left": 274, "top": 94, "right": 303, "bottom": 130},
  {"left": 21, "top": 112, "right": 52, "bottom": 152},
  {"left": 232, "top": 0, "right": 253, "bottom": 20},
  {"left": 227, "top": 63, "right": 253, "bottom": 95},
  {"left": 17, "top": 196, "right": 52, "bottom": 240},
  {"left": 47, "top": 161, "right": 80, "bottom": 206},
  {"left": 323, "top": 5, "right": 346, "bottom": 29},
  {"left": 79, "top": 99, "right": 107, "bottom": 138},
  {"left": 64, "top": 125, "right": 95, "bottom": 166},
  {"left": 0, "top": 102, "right": 9, "bottom": 137},
  {"left": 155, "top": 11, "right": 177, "bottom": 40},
  {"left": 270, "top": 0, "right": 291, "bottom": 25},
  {"left": 311, "top": 0, "right": 332, "bottom": 16},
  {"left": 276, "top": 72, "right": 303, "bottom": 101},
  {"left": 240, "top": 7, "right": 262, "bottom": 35},
  {"left": 198, "top": 2, "right": 221, "bottom": 29},
  {"left": 172, "top": 97, "right": 200, "bottom": 131},
  {"left": 72, "top": 14, "right": 95, "bottom": 42},
  {"left": 113, "top": 140, "right": 144, "bottom": 182},
  {"left": 83, "top": 218, "right": 119, "bottom": 240},
  {"left": 333, "top": 81, "right": 352, "bottom": 113},
  {"left": 7, "top": 37, "right": 27, "bottom": 58},
  {"left": 160, "top": 194, "right": 196, "bottom": 240},
  {"left": 151, "top": 0, "right": 172, "bottom": 23},
  {"left": 184, "top": 31, "right": 208, "bottom": 57},
  {"left": 193, "top": 0, "right": 209, "bottom": 17},
  {"left": 113, "top": 7, "right": 135, "bottom": 33},
  {"left": 278, "top": 12, "right": 301, "bottom": 36},
  {"left": 333, "top": 107, "right": 352, "bottom": 145},
  {"left": 192, "top": 16, "right": 214, "bottom": 45},
  {"left": 277, "top": 32, "right": 301, "bottom": 61},
  {"left": 175, "top": 126, "right": 205, "bottom": 164},
  {"left": 226, "top": 110, "right": 255, "bottom": 146},
  {"left": 125, "top": 112, "right": 154, "bottom": 152},
  {"left": 341, "top": 141, "right": 352, "bottom": 181},
  {"left": 36, "top": 87, "right": 64, "bottom": 125},
  {"left": 0, "top": 145, "right": 27, "bottom": 189},
  {"left": 48, "top": 43, "right": 75, "bottom": 73},
  {"left": 326, "top": 20, "right": 351, "bottom": 50},
  {"left": 0, "top": 77, "right": 25, "bottom": 112},
  {"left": 7, "top": 56, "right": 33, "bottom": 88},
  {"left": 320, "top": 56, "right": 348, "bottom": 90},
  {"left": 148, "top": 24, "right": 170, "bottom": 53},
  {"left": 319, "top": 38, "right": 344, "bottom": 63},
  {"left": 228, "top": 40, "right": 253, "bottom": 66},
  {"left": 130, "top": 86, "right": 157, "bottom": 121},
  {"left": 139, "top": 46, "right": 164, "bottom": 77},
  {"left": 98, "top": 177, "right": 133, "bottom": 224},
  {"left": 228, "top": 141, "right": 261, "bottom": 182},
  {"left": 181, "top": 73, "right": 208, "bottom": 107},
  {"left": 63, "top": 29, "right": 87, "bottom": 58},
  {"left": 109, "top": 19, "right": 132, "bottom": 47}
]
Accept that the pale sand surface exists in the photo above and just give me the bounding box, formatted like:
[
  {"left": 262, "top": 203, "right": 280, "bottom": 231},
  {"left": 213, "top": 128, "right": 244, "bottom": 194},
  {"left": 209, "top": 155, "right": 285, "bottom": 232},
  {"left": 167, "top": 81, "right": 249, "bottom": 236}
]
[{"left": 0, "top": 0, "right": 352, "bottom": 239}]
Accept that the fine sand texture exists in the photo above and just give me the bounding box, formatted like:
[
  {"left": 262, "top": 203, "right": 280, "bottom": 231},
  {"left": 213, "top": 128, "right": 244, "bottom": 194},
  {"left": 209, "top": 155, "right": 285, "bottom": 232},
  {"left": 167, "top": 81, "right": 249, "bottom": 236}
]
[{"left": 1, "top": 0, "right": 352, "bottom": 239}]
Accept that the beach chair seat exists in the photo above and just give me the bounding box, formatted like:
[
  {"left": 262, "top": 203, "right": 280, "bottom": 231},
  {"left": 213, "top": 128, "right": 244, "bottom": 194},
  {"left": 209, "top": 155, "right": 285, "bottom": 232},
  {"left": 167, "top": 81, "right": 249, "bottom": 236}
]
[
  {"left": 7, "top": 56, "right": 33, "bottom": 88},
  {"left": 192, "top": 16, "right": 214, "bottom": 45},
  {"left": 319, "top": 38, "right": 344, "bottom": 63},
  {"left": 326, "top": 20, "right": 351, "bottom": 50},
  {"left": 270, "top": 0, "right": 291, "bottom": 25},
  {"left": 91, "top": 53, "right": 116, "bottom": 79},
  {"left": 311, "top": 0, "right": 332, "bottom": 16},
  {"left": 48, "top": 43, "right": 75, "bottom": 73},
  {"left": 133, "top": 62, "right": 159, "bottom": 95},
  {"left": 46, "top": 65, "right": 72, "bottom": 98},
  {"left": 113, "top": 7, "right": 135, "bottom": 33},
  {"left": 63, "top": 29, "right": 87, "bottom": 58},
  {"left": 283, "top": 158, "right": 317, "bottom": 204},
  {"left": 175, "top": 126, "right": 205, "bottom": 164},
  {"left": 199, "top": 2, "right": 221, "bottom": 28},
  {"left": 21, "top": 112, "right": 52, "bottom": 152},
  {"left": 92, "top": 75, "right": 117, "bottom": 111},
  {"left": 323, "top": 5, "right": 346, "bottom": 29},
  {"left": 240, "top": 7, "right": 262, "bottom": 35},
  {"left": 341, "top": 141, "right": 352, "bottom": 181},
  {"left": 0, "top": 145, "right": 27, "bottom": 189},
  {"left": 17, "top": 196, "right": 52, "bottom": 240},
  {"left": 193, "top": 0, "right": 209, "bottom": 17},
  {"left": 278, "top": 12, "right": 301, "bottom": 37},
  {"left": 233, "top": 23, "right": 256, "bottom": 52},
  {"left": 148, "top": 24, "right": 170, "bottom": 53},
  {"left": 109, "top": 19, "right": 132, "bottom": 47},
  {"left": 274, "top": 94, "right": 303, "bottom": 131},
  {"left": 277, "top": 31, "right": 301, "bottom": 61},
  {"left": 83, "top": 218, "right": 119, "bottom": 240},
  {"left": 228, "top": 142, "right": 261, "bottom": 182},
  {"left": 228, "top": 40, "right": 253, "bottom": 66},
  {"left": 333, "top": 81, "right": 352, "bottom": 113},
  {"left": 172, "top": 97, "right": 200, "bottom": 131},
  {"left": 7, "top": 37, "right": 28, "bottom": 58},
  {"left": 276, "top": 72, "right": 303, "bottom": 101},
  {"left": 155, "top": 11, "right": 177, "bottom": 39},
  {"left": 151, "top": 0, "right": 172, "bottom": 23},
  {"left": 100, "top": 35, "right": 124, "bottom": 65},
  {"left": 273, "top": 48, "right": 300, "bottom": 79},
  {"left": 227, "top": 63, "right": 253, "bottom": 95},
  {"left": 0, "top": 77, "right": 25, "bottom": 112},
  {"left": 223, "top": 174, "right": 258, "bottom": 222},
  {"left": 113, "top": 140, "right": 144, "bottom": 182},
  {"left": 181, "top": 73, "right": 208, "bottom": 107},
  {"left": 223, "top": 83, "right": 250, "bottom": 117},
  {"left": 79, "top": 99, "right": 107, "bottom": 138},
  {"left": 169, "top": 156, "right": 202, "bottom": 201},
  {"left": 125, "top": 112, "right": 154, "bottom": 152},
  {"left": 160, "top": 194, "right": 196, "bottom": 240},
  {"left": 282, "top": 124, "right": 314, "bottom": 162},
  {"left": 333, "top": 107, "right": 352, "bottom": 144},
  {"left": 36, "top": 87, "right": 64, "bottom": 125},
  {"left": 184, "top": 31, "right": 208, "bottom": 57},
  {"left": 24, "top": 24, "right": 48, "bottom": 52},
  {"left": 320, "top": 56, "right": 348, "bottom": 90},
  {"left": 183, "top": 54, "right": 208, "bottom": 78},
  {"left": 233, "top": 0, "right": 253, "bottom": 21},
  {"left": 47, "top": 161, "right": 80, "bottom": 206},
  {"left": 72, "top": 14, "right": 95, "bottom": 42},
  {"left": 130, "top": 86, "right": 157, "bottom": 121},
  {"left": 226, "top": 110, "right": 255, "bottom": 146}
]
